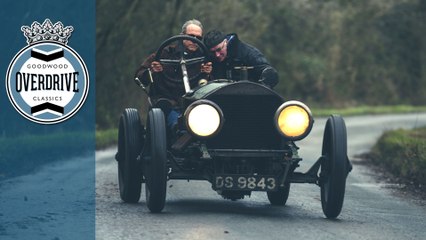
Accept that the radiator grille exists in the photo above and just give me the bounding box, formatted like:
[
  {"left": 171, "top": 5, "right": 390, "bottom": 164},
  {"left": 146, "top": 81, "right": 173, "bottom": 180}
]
[{"left": 206, "top": 95, "right": 283, "bottom": 149}]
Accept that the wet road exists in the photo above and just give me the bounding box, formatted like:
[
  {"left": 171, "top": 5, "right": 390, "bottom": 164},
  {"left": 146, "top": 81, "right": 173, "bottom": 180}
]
[
  {"left": 0, "top": 156, "right": 95, "bottom": 240},
  {"left": 96, "top": 113, "right": 426, "bottom": 240}
]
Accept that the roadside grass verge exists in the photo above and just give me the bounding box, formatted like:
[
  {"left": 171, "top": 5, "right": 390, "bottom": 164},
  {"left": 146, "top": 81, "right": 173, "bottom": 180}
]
[
  {"left": 0, "top": 132, "right": 94, "bottom": 180},
  {"left": 370, "top": 127, "right": 426, "bottom": 186},
  {"left": 312, "top": 105, "right": 426, "bottom": 117},
  {"left": 96, "top": 128, "right": 118, "bottom": 149}
]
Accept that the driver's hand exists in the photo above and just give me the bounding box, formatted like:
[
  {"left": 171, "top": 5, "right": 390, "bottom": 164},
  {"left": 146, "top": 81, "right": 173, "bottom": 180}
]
[
  {"left": 151, "top": 61, "right": 163, "bottom": 72},
  {"left": 201, "top": 62, "right": 212, "bottom": 74}
]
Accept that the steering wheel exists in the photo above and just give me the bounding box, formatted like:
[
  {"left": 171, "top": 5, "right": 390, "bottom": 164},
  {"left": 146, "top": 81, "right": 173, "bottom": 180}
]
[{"left": 154, "top": 35, "right": 209, "bottom": 84}]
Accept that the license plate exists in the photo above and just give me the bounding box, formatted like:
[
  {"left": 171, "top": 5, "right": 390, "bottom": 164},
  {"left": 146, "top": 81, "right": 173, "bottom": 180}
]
[{"left": 213, "top": 175, "right": 278, "bottom": 191}]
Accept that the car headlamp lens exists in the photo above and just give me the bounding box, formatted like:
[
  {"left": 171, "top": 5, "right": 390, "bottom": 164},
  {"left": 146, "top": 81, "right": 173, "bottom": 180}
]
[
  {"left": 185, "top": 100, "right": 223, "bottom": 138},
  {"left": 275, "top": 101, "right": 313, "bottom": 140}
]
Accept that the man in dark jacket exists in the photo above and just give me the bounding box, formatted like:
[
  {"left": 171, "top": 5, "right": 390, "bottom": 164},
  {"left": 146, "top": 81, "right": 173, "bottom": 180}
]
[
  {"left": 134, "top": 19, "right": 212, "bottom": 128},
  {"left": 135, "top": 19, "right": 212, "bottom": 103},
  {"left": 203, "top": 30, "right": 278, "bottom": 88}
]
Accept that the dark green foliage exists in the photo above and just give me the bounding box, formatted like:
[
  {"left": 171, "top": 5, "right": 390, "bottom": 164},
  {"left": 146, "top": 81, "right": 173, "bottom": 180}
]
[
  {"left": 96, "top": 0, "right": 426, "bottom": 129},
  {"left": 96, "top": 128, "right": 118, "bottom": 149}
]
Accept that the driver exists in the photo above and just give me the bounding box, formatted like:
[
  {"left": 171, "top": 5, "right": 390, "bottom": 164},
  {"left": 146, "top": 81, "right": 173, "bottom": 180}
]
[
  {"left": 134, "top": 19, "right": 212, "bottom": 128},
  {"left": 203, "top": 30, "right": 278, "bottom": 88}
]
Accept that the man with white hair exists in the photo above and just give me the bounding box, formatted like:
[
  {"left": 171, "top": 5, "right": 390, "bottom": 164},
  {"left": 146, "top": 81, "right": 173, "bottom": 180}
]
[{"left": 134, "top": 19, "right": 212, "bottom": 128}]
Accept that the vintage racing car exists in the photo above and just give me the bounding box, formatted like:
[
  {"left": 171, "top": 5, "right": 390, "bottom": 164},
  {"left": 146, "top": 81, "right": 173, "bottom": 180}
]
[{"left": 116, "top": 35, "right": 352, "bottom": 219}]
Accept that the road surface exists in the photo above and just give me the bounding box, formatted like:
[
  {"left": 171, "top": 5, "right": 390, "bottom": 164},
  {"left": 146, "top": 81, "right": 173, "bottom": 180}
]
[
  {"left": 96, "top": 113, "right": 426, "bottom": 240},
  {"left": 1, "top": 114, "right": 425, "bottom": 239},
  {"left": 0, "top": 155, "right": 95, "bottom": 240}
]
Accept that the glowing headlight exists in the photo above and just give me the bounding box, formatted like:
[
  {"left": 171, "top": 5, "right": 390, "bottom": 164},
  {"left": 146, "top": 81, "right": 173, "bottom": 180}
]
[
  {"left": 185, "top": 100, "right": 223, "bottom": 138},
  {"left": 275, "top": 101, "right": 313, "bottom": 140}
]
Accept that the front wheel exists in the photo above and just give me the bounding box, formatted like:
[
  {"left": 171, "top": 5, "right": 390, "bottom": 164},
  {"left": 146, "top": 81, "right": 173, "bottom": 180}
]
[
  {"left": 144, "top": 108, "right": 168, "bottom": 213},
  {"left": 117, "top": 108, "right": 144, "bottom": 203},
  {"left": 320, "top": 115, "right": 349, "bottom": 219}
]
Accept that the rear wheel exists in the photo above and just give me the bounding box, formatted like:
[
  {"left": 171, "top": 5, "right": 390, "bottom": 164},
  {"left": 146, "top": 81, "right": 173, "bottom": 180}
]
[
  {"left": 144, "top": 108, "right": 168, "bottom": 213},
  {"left": 320, "top": 115, "right": 349, "bottom": 218},
  {"left": 267, "top": 183, "right": 291, "bottom": 206},
  {"left": 117, "top": 108, "right": 143, "bottom": 203}
]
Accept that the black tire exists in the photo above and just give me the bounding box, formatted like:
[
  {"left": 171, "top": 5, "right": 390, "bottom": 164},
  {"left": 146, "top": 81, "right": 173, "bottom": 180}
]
[
  {"left": 267, "top": 183, "right": 291, "bottom": 206},
  {"left": 144, "top": 108, "right": 167, "bottom": 213},
  {"left": 117, "top": 108, "right": 143, "bottom": 203},
  {"left": 320, "top": 115, "right": 348, "bottom": 219}
]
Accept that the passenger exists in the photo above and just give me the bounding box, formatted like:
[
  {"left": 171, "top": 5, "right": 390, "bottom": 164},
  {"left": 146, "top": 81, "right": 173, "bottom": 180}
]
[{"left": 203, "top": 30, "right": 278, "bottom": 88}]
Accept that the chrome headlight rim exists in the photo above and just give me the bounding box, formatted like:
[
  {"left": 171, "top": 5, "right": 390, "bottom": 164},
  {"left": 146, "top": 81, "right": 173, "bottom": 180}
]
[
  {"left": 184, "top": 99, "right": 224, "bottom": 138},
  {"left": 274, "top": 100, "right": 314, "bottom": 141}
]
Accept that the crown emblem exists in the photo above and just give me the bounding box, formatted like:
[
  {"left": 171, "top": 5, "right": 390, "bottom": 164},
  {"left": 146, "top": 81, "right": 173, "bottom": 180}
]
[{"left": 21, "top": 19, "right": 74, "bottom": 45}]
